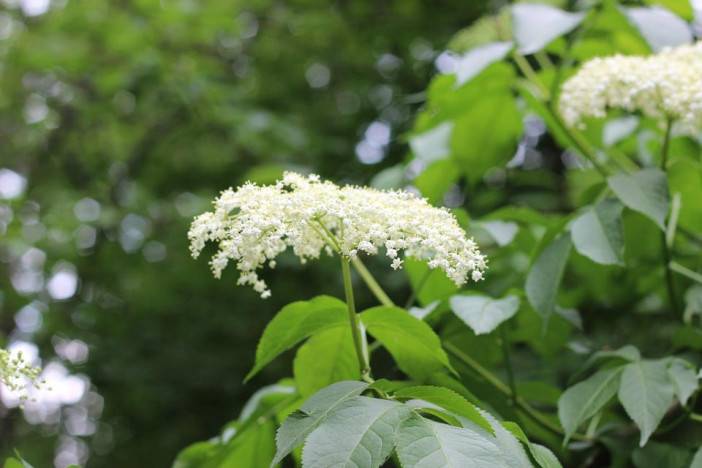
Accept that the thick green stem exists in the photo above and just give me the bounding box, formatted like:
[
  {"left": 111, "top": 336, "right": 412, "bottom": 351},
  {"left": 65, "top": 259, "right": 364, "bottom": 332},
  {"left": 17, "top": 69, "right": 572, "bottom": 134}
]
[
  {"left": 341, "top": 257, "right": 373, "bottom": 383},
  {"left": 351, "top": 257, "right": 394, "bottom": 307},
  {"left": 660, "top": 118, "right": 680, "bottom": 317},
  {"left": 444, "top": 342, "right": 589, "bottom": 441}
]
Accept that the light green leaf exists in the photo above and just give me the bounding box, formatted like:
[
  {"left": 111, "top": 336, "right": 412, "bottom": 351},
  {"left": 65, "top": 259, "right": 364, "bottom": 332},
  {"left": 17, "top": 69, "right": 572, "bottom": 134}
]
[
  {"left": 217, "top": 420, "right": 276, "bottom": 468},
  {"left": 623, "top": 6, "right": 692, "bottom": 51},
  {"left": 362, "top": 306, "right": 454, "bottom": 380},
  {"left": 481, "top": 415, "right": 532, "bottom": 468},
  {"left": 449, "top": 294, "right": 520, "bottom": 335},
  {"left": 410, "top": 122, "right": 453, "bottom": 164},
  {"left": 4, "top": 460, "right": 25, "bottom": 468},
  {"left": 273, "top": 381, "right": 368, "bottom": 466},
  {"left": 512, "top": 4, "right": 585, "bottom": 54},
  {"left": 526, "top": 234, "right": 572, "bottom": 321},
  {"left": 371, "top": 165, "right": 405, "bottom": 190},
  {"left": 293, "top": 326, "right": 360, "bottom": 397},
  {"left": 395, "top": 413, "right": 504, "bottom": 468},
  {"left": 246, "top": 296, "right": 347, "bottom": 380},
  {"left": 644, "top": 0, "right": 694, "bottom": 20},
  {"left": 618, "top": 360, "right": 676, "bottom": 446},
  {"left": 531, "top": 445, "right": 563, "bottom": 468},
  {"left": 666, "top": 358, "right": 698, "bottom": 406},
  {"left": 684, "top": 285, "right": 702, "bottom": 322},
  {"left": 393, "top": 386, "right": 492, "bottom": 433},
  {"left": 301, "top": 396, "right": 411, "bottom": 468},
  {"left": 502, "top": 423, "right": 562, "bottom": 468},
  {"left": 691, "top": 446, "right": 702, "bottom": 468},
  {"left": 451, "top": 92, "right": 522, "bottom": 184},
  {"left": 603, "top": 116, "right": 639, "bottom": 147},
  {"left": 558, "top": 368, "right": 623, "bottom": 442},
  {"left": 608, "top": 169, "right": 669, "bottom": 231},
  {"left": 454, "top": 42, "right": 513, "bottom": 86},
  {"left": 571, "top": 199, "right": 624, "bottom": 265},
  {"left": 405, "top": 257, "right": 458, "bottom": 305},
  {"left": 479, "top": 220, "right": 519, "bottom": 247}
]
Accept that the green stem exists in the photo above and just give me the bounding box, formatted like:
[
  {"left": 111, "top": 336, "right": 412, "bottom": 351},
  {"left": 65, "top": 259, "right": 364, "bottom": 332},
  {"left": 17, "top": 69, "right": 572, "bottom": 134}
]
[
  {"left": 549, "top": 109, "right": 609, "bottom": 177},
  {"left": 351, "top": 257, "right": 395, "bottom": 307},
  {"left": 499, "top": 326, "right": 518, "bottom": 405},
  {"left": 341, "top": 257, "right": 373, "bottom": 383},
  {"left": 670, "top": 262, "right": 702, "bottom": 285},
  {"left": 444, "top": 342, "right": 589, "bottom": 441},
  {"left": 660, "top": 118, "right": 680, "bottom": 318}
]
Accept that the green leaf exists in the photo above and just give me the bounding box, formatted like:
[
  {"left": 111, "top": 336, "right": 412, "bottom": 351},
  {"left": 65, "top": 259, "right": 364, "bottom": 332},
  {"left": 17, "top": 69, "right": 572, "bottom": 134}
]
[
  {"left": 481, "top": 415, "right": 532, "bottom": 468},
  {"left": 301, "top": 396, "right": 411, "bottom": 468},
  {"left": 623, "top": 6, "right": 692, "bottom": 52},
  {"left": 393, "top": 386, "right": 492, "bottom": 433},
  {"left": 684, "top": 285, "right": 702, "bottom": 322},
  {"left": 272, "top": 381, "right": 368, "bottom": 466},
  {"left": 665, "top": 358, "right": 698, "bottom": 406},
  {"left": 395, "top": 413, "right": 502, "bottom": 468},
  {"left": 293, "top": 326, "right": 359, "bottom": 398},
  {"left": 361, "top": 306, "right": 454, "bottom": 380},
  {"left": 479, "top": 220, "right": 519, "bottom": 247},
  {"left": 4, "top": 460, "right": 25, "bottom": 468},
  {"left": 618, "top": 360, "right": 676, "bottom": 446},
  {"left": 217, "top": 420, "right": 276, "bottom": 468},
  {"left": 502, "top": 423, "right": 562, "bottom": 468},
  {"left": 571, "top": 199, "right": 625, "bottom": 265},
  {"left": 645, "top": 0, "right": 694, "bottom": 20},
  {"left": 512, "top": 3, "right": 585, "bottom": 54},
  {"left": 410, "top": 122, "right": 453, "bottom": 164},
  {"left": 632, "top": 442, "right": 693, "bottom": 468},
  {"left": 451, "top": 91, "right": 522, "bottom": 184},
  {"left": 405, "top": 257, "right": 458, "bottom": 305},
  {"left": 691, "top": 446, "right": 702, "bottom": 468},
  {"left": 172, "top": 441, "right": 220, "bottom": 468},
  {"left": 415, "top": 159, "right": 460, "bottom": 205},
  {"left": 246, "top": 296, "right": 347, "bottom": 380},
  {"left": 608, "top": 169, "right": 669, "bottom": 231},
  {"left": 449, "top": 294, "right": 520, "bottom": 335},
  {"left": 454, "top": 41, "right": 513, "bottom": 86},
  {"left": 526, "top": 234, "right": 572, "bottom": 321},
  {"left": 558, "top": 368, "right": 623, "bottom": 442}
]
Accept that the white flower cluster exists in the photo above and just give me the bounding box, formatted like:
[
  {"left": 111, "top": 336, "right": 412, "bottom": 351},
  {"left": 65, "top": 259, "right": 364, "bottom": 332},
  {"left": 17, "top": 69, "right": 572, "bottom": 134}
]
[
  {"left": 559, "top": 42, "right": 702, "bottom": 132},
  {"left": 0, "top": 349, "right": 43, "bottom": 402},
  {"left": 188, "top": 172, "right": 486, "bottom": 297}
]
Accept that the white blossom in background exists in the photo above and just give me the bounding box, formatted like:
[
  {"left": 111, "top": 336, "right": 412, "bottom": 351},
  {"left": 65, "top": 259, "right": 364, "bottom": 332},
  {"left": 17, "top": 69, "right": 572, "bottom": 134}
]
[
  {"left": 0, "top": 347, "right": 44, "bottom": 402},
  {"left": 559, "top": 41, "right": 702, "bottom": 133},
  {"left": 188, "top": 172, "right": 486, "bottom": 297}
]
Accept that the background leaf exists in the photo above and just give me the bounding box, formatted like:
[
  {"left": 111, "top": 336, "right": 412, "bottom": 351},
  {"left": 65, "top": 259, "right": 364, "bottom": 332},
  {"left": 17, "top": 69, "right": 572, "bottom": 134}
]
[
  {"left": 512, "top": 4, "right": 585, "bottom": 54},
  {"left": 571, "top": 199, "right": 625, "bottom": 265},
  {"left": 449, "top": 294, "right": 520, "bottom": 335},
  {"left": 526, "top": 234, "right": 572, "bottom": 321},
  {"left": 623, "top": 6, "right": 692, "bottom": 51},
  {"left": 608, "top": 169, "right": 669, "bottom": 230}
]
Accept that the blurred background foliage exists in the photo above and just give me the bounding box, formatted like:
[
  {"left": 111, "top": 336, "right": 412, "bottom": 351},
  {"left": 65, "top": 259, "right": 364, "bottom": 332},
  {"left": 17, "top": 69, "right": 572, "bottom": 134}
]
[
  {"left": 0, "top": 0, "right": 489, "bottom": 466},
  {"left": 3, "top": 0, "right": 702, "bottom": 466}
]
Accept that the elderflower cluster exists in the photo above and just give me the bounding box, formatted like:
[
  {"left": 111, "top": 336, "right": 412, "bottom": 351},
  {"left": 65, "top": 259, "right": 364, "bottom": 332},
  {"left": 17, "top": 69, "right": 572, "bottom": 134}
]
[
  {"left": 559, "top": 42, "right": 702, "bottom": 133},
  {"left": 188, "top": 172, "right": 486, "bottom": 297},
  {"left": 0, "top": 348, "right": 43, "bottom": 403}
]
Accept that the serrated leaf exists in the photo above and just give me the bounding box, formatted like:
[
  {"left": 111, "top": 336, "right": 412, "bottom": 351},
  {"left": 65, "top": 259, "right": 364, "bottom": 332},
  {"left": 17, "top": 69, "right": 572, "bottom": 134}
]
[
  {"left": 666, "top": 358, "right": 698, "bottom": 406},
  {"left": 246, "top": 296, "right": 347, "bottom": 380},
  {"left": 558, "top": 368, "right": 623, "bottom": 442},
  {"left": 293, "top": 326, "right": 360, "bottom": 397},
  {"left": 272, "top": 381, "right": 368, "bottom": 466},
  {"left": 526, "top": 234, "right": 572, "bottom": 321},
  {"left": 618, "top": 360, "right": 676, "bottom": 446},
  {"left": 502, "top": 423, "right": 562, "bottom": 468},
  {"left": 393, "top": 386, "right": 492, "bottom": 433},
  {"left": 396, "top": 413, "right": 503, "bottom": 468},
  {"left": 301, "top": 396, "right": 411, "bottom": 468},
  {"left": 481, "top": 415, "right": 532, "bottom": 468},
  {"left": 454, "top": 42, "right": 513, "bottom": 86},
  {"left": 512, "top": 4, "right": 585, "bottom": 54},
  {"left": 623, "top": 6, "right": 692, "bottom": 51},
  {"left": 361, "top": 306, "right": 454, "bottom": 380},
  {"left": 449, "top": 294, "right": 520, "bottom": 335},
  {"left": 571, "top": 199, "right": 625, "bottom": 265},
  {"left": 608, "top": 169, "right": 669, "bottom": 231}
]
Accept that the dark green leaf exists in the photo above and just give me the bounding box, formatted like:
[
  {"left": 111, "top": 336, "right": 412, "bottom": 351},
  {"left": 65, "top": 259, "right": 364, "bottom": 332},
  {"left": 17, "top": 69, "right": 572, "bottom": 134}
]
[
  {"left": 571, "top": 199, "right": 625, "bottom": 265},
  {"left": 608, "top": 169, "right": 669, "bottom": 231},
  {"left": 526, "top": 234, "right": 572, "bottom": 321},
  {"left": 246, "top": 296, "right": 347, "bottom": 380},
  {"left": 361, "top": 306, "right": 454, "bottom": 380}
]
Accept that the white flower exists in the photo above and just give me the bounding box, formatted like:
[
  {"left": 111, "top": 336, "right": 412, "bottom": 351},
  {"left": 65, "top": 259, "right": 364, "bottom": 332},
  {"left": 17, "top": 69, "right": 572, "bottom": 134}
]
[
  {"left": 0, "top": 349, "right": 43, "bottom": 401},
  {"left": 559, "top": 42, "right": 702, "bottom": 133},
  {"left": 188, "top": 172, "right": 487, "bottom": 297}
]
